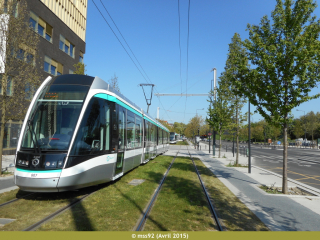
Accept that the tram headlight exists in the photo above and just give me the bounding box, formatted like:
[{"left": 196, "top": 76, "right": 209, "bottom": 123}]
[{"left": 17, "top": 159, "right": 30, "bottom": 167}]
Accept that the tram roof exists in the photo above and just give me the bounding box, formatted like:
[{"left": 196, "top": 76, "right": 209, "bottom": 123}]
[{"left": 49, "top": 75, "right": 169, "bottom": 132}]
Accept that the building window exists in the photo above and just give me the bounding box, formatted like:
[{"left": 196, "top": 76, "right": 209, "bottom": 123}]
[
  {"left": 25, "top": 83, "right": 36, "bottom": 100},
  {"left": 17, "top": 49, "right": 25, "bottom": 60},
  {"left": 4, "top": 0, "right": 8, "bottom": 13},
  {"left": 0, "top": 75, "right": 13, "bottom": 96},
  {"left": 44, "top": 56, "right": 63, "bottom": 76},
  {"left": 29, "top": 11, "right": 53, "bottom": 43},
  {"left": 79, "top": 51, "right": 84, "bottom": 63},
  {"left": 14, "top": 45, "right": 35, "bottom": 66},
  {"left": 59, "top": 35, "right": 75, "bottom": 58}
]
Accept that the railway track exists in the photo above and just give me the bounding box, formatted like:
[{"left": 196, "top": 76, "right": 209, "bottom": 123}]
[
  {"left": 23, "top": 191, "right": 97, "bottom": 231},
  {"left": 0, "top": 187, "right": 100, "bottom": 231},
  {"left": 1, "top": 146, "right": 223, "bottom": 231},
  {"left": 134, "top": 145, "right": 224, "bottom": 231},
  {"left": 187, "top": 147, "right": 224, "bottom": 231},
  {"left": 0, "top": 192, "right": 36, "bottom": 209}
]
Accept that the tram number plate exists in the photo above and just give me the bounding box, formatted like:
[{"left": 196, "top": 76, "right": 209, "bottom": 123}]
[{"left": 31, "top": 174, "right": 38, "bottom": 178}]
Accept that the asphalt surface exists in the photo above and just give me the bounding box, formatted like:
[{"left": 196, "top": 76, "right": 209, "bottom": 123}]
[
  {"left": 202, "top": 141, "right": 320, "bottom": 191},
  {"left": 167, "top": 143, "right": 320, "bottom": 231},
  {"left": 0, "top": 176, "right": 15, "bottom": 192}
]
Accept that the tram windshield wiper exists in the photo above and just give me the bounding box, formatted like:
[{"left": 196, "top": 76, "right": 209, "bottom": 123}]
[{"left": 26, "top": 120, "right": 41, "bottom": 154}]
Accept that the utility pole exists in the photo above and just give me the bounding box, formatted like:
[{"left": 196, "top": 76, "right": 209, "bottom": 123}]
[
  {"left": 212, "top": 68, "right": 217, "bottom": 156},
  {"left": 248, "top": 102, "right": 251, "bottom": 173},
  {"left": 139, "top": 83, "right": 155, "bottom": 113}
]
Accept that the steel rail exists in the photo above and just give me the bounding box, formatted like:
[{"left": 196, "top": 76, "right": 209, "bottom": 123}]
[
  {"left": 23, "top": 191, "right": 96, "bottom": 231},
  {"left": 0, "top": 192, "right": 36, "bottom": 209},
  {"left": 187, "top": 147, "right": 224, "bottom": 231},
  {"left": 135, "top": 149, "right": 180, "bottom": 231}
]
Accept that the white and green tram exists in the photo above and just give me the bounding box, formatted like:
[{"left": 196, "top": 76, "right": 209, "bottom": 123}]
[{"left": 14, "top": 74, "right": 170, "bottom": 192}]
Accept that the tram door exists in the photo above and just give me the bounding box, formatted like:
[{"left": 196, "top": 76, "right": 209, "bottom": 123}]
[{"left": 115, "top": 105, "right": 126, "bottom": 175}]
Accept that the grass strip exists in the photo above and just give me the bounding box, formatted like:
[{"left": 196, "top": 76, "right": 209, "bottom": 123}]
[
  {"left": 143, "top": 157, "right": 217, "bottom": 231},
  {"left": 0, "top": 188, "right": 93, "bottom": 231},
  {"left": 0, "top": 189, "right": 33, "bottom": 205},
  {"left": 193, "top": 158, "right": 269, "bottom": 231},
  {"left": 37, "top": 156, "right": 173, "bottom": 231},
  {"left": 226, "top": 162, "right": 247, "bottom": 168},
  {"left": 175, "top": 141, "right": 189, "bottom": 146}
]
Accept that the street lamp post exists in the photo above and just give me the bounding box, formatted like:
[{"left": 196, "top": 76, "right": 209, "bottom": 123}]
[
  {"left": 212, "top": 68, "right": 217, "bottom": 156},
  {"left": 297, "top": 109, "right": 306, "bottom": 148},
  {"left": 248, "top": 101, "right": 251, "bottom": 173}
]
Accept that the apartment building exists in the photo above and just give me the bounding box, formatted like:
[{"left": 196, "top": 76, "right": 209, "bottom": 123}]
[{"left": 1, "top": 0, "right": 88, "bottom": 154}]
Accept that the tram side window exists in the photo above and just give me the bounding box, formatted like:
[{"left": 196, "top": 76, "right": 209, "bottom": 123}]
[
  {"left": 147, "top": 121, "right": 151, "bottom": 147},
  {"left": 127, "top": 111, "right": 135, "bottom": 149},
  {"left": 136, "top": 116, "right": 142, "bottom": 148},
  {"left": 150, "top": 122, "right": 154, "bottom": 147},
  {"left": 105, "top": 104, "right": 110, "bottom": 150},
  {"left": 118, "top": 106, "right": 126, "bottom": 150},
  {"left": 71, "top": 97, "right": 110, "bottom": 155}
]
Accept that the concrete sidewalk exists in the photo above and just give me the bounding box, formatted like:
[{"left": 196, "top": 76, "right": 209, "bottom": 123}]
[
  {"left": 1, "top": 155, "right": 15, "bottom": 172},
  {"left": 166, "top": 142, "right": 320, "bottom": 231}
]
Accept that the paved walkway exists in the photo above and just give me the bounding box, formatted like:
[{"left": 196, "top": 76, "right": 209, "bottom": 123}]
[
  {"left": 2, "top": 145, "right": 320, "bottom": 230},
  {"left": 165, "top": 142, "right": 320, "bottom": 231},
  {"left": 0, "top": 155, "right": 17, "bottom": 193}
]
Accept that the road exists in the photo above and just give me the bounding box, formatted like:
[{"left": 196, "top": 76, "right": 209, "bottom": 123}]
[{"left": 203, "top": 140, "right": 320, "bottom": 191}]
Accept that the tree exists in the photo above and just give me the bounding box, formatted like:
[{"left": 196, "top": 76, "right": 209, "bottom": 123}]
[
  {"left": 306, "top": 111, "right": 319, "bottom": 146},
  {"left": 292, "top": 118, "right": 304, "bottom": 139},
  {"left": 157, "top": 119, "right": 172, "bottom": 132},
  {"left": 0, "top": 0, "right": 41, "bottom": 173},
  {"left": 222, "top": 33, "right": 248, "bottom": 164},
  {"left": 172, "top": 122, "right": 187, "bottom": 136},
  {"left": 109, "top": 74, "right": 120, "bottom": 93},
  {"left": 207, "top": 86, "right": 233, "bottom": 158},
  {"left": 73, "top": 62, "right": 86, "bottom": 75},
  {"left": 251, "top": 123, "right": 264, "bottom": 142},
  {"left": 234, "top": 0, "right": 320, "bottom": 193},
  {"left": 185, "top": 116, "right": 204, "bottom": 139}
]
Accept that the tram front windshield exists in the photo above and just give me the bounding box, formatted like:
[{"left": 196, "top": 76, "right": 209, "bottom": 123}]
[{"left": 21, "top": 84, "right": 89, "bottom": 151}]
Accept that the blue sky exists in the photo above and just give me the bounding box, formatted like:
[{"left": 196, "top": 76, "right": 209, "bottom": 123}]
[{"left": 84, "top": 0, "right": 320, "bottom": 124}]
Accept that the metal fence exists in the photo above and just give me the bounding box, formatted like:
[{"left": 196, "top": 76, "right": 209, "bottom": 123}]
[{"left": 216, "top": 144, "right": 249, "bottom": 157}]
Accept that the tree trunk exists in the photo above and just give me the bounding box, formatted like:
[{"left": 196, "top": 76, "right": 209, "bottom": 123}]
[
  {"left": 0, "top": 107, "right": 5, "bottom": 174},
  {"left": 0, "top": 77, "right": 7, "bottom": 174},
  {"left": 282, "top": 121, "right": 288, "bottom": 194},
  {"left": 219, "top": 130, "right": 221, "bottom": 158},
  {"left": 236, "top": 104, "right": 239, "bottom": 164}
]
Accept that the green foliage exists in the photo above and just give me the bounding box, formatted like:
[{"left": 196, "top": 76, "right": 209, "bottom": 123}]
[
  {"left": 229, "top": 0, "right": 320, "bottom": 193},
  {"left": 185, "top": 116, "right": 204, "bottom": 138},
  {"left": 157, "top": 119, "right": 172, "bottom": 132},
  {"left": 172, "top": 122, "right": 187, "bottom": 135},
  {"left": 207, "top": 86, "right": 233, "bottom": 135},
  {"left": 236, "top": 0, "right": 320, "bottom": 127},
  {"left": 0, "top": 0, "right": 42, "bottom": 173},
  {"left": 292, "top": 118, "right": 304, "bottom": 138},
  {"left": 73, "top": 62, "right": 86, "bottom": 75}
]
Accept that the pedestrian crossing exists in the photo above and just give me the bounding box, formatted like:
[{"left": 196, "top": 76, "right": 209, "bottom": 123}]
[{"left": 252, "top": 153, "right": 320, "bottom": 168}]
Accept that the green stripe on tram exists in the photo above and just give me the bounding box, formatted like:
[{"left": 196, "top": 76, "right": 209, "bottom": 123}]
[
  {"left": 16, "top": 168, "right": 62, "bottom": 173},
  {"left": 94, "top": 93, "right": 143, "bottom": 117},
  {"left": 94, "top": 93, "right": 168, "bottom": 131}
]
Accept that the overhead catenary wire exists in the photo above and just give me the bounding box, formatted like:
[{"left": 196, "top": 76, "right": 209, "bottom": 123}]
[
  {"left": 178, "top": 0, "right": 182, "bottom": 94},
  {"left": 99, "top": 0, "right": 152, "bottom": 85},
  {"left": 91, "top": 0, "right": 149, "bottom": 84},
  {"left": 91, "top": 0, "right": 172, "bottom": 121},
  {"left": 183, "top": 0, "right": 191, "bottom": 123}
]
